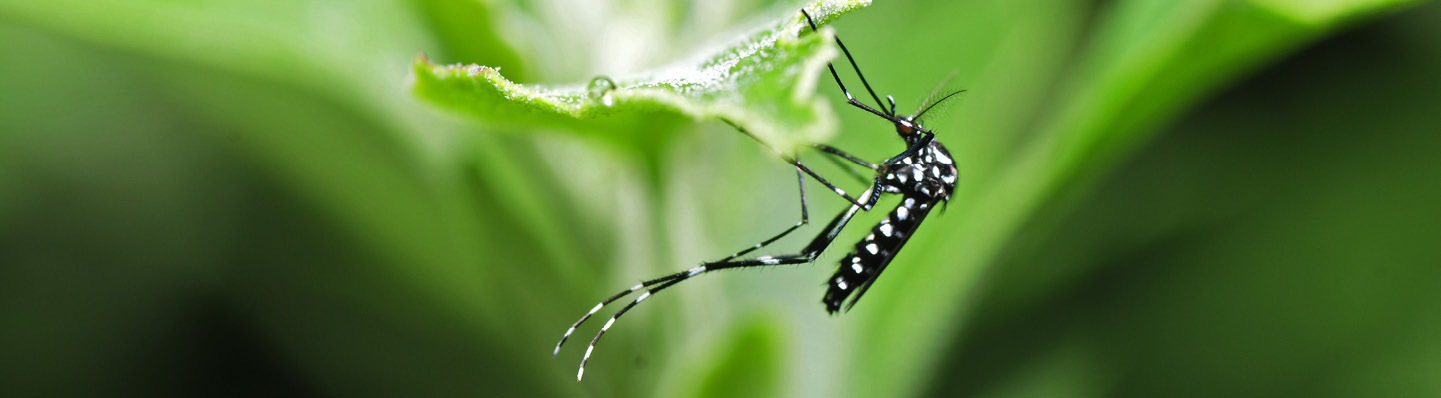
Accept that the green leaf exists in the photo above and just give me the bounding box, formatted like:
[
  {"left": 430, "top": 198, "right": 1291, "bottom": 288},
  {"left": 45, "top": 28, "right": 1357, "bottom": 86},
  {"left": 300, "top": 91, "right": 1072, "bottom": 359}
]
[{"left": 411, "top": 0, "right": 872, "bottom": 154}]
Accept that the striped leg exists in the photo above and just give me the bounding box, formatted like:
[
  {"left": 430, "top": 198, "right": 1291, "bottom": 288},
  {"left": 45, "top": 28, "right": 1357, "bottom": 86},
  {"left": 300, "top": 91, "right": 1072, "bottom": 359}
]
[
  {"left": 882, "top": 130, "right": 935, "bottom": 165},
  {"left": 799, "top": 7, "right": 956, "bottom": 172},
  {"left": 568, "top": 193, "right": 869, "bottom": 380},
  {"left": 798, "top": 10, "right": 888, "bottom": 117},
  {"left": 719, "top": 118, "right": 881, "bottom": 210},
  {"left": 717, "top": 168, "right": 812, "bottom": 260},
  {"left": 552, "top": 272, "right": 682, "bottom": 359},
  {"left": 554, "top": 169, "right": 810, "bottom": 358},
  {"left": 792, "top": 160, "right": 883, "bottom": 211},
  {"left": 817, "top": 150, "right": 872, "bottom": 185},
  {"left": 800, "top": 9, "right": 910, "bottom": 125},
  {"left": 816, "top": 144, "right": 878, "bottom": 170},
  {"left": 558, "top": 172, "right": 834, "bottom": 379}
]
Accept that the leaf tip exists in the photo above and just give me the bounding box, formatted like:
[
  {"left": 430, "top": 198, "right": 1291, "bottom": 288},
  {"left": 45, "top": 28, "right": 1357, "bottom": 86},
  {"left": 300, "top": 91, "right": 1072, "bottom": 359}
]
[{"left": 799, "top": 0, "right": 873, "bottom": 26}]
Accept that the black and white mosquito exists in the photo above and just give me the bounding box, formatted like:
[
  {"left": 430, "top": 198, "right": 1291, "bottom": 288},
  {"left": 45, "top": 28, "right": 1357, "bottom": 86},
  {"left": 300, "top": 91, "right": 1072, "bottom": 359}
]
[{"left": 554, "top": 9, "right": 963, "bottom": 381}]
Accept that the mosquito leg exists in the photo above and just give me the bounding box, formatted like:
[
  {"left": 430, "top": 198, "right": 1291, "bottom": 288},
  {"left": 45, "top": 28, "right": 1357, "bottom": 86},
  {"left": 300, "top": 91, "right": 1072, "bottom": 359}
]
[
  {"left": 558, "top": 169, "right": 814, "bottom": 365},
  {"left": 795, "top": 10, "right": 906, "bottom": 125},
  {"left": 719, "top": 118, "right": 878, "bottom": 209},
  {"left": 800, "top": 9, "right": 889, "bottom": 116},
  {"left": 819, "top": 152, "right": 870, "bottom": 185},
  {"left": 553, "top": 271, "right": 687, "bottom": 358},
  {"left": 815, "top": 144, "right": 878, "bottom": 170},
  {"left": 793, "top": 160, "right": 882, "bottom": 210},
  {"left": 882, "top": 130, "right": 935, "bottom": 165},
  {"left": 813, "top": 144, "right": 875, "bottom": 185},
  {"left": 715, "top": 169, "right": 812, "bottom": 262},
  {"left": 574, "top": 200, "right": 867, "bottom": 380}
]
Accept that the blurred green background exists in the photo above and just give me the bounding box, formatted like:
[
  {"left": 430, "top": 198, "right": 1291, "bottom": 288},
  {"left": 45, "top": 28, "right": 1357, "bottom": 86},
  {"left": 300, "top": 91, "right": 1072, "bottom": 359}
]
[{"left": 2, "top": 0, "right": 1438, "bottom": 397}]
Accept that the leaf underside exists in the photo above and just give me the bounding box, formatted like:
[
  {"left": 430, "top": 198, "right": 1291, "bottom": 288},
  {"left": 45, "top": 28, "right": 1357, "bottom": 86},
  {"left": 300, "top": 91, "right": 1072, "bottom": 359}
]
[{"left": 412, "top": 0, "right": 873, "bottom": 154}]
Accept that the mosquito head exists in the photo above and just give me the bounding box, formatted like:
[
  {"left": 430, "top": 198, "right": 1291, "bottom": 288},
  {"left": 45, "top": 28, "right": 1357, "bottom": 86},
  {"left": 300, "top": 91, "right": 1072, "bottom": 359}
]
[{"left": 894, "top": 116, "right": 922, "bottom": 140}]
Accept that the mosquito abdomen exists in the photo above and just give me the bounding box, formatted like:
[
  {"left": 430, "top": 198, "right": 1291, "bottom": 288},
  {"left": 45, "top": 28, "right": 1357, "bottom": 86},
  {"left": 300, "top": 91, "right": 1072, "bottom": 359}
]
[{"left": 824, "top": 194, "right": 935, "bottom": 313}]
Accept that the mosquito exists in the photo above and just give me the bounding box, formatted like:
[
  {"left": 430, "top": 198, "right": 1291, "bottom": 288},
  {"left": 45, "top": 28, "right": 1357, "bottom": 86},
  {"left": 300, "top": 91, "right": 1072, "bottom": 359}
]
[{"left": 553, "top": 9, "right": 963, "bottom": 381}]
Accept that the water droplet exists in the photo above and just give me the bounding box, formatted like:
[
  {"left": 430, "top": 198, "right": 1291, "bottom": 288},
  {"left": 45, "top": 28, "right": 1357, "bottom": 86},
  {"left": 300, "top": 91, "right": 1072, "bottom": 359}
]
[{"left": 587, "top": 76, "right": 617, "bottom": 107}]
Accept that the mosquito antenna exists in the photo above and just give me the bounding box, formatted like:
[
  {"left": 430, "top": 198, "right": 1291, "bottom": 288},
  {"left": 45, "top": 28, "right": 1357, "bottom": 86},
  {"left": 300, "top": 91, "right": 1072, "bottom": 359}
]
[
  {"left": 913, "top": 89, "right": 966, "bottom": 121},
  {"left": 911, "top": 70, "right": 964, "bottom": 121},
  {"left": 915, "top": 71, "right": 957, "bottom": 113}
]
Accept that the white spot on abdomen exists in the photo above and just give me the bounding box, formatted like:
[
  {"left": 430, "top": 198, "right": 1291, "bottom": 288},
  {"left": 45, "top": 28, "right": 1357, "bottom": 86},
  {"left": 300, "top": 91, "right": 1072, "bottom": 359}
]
[{"left": 934, "top": 150, "right": 953, "bottom": 165}]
